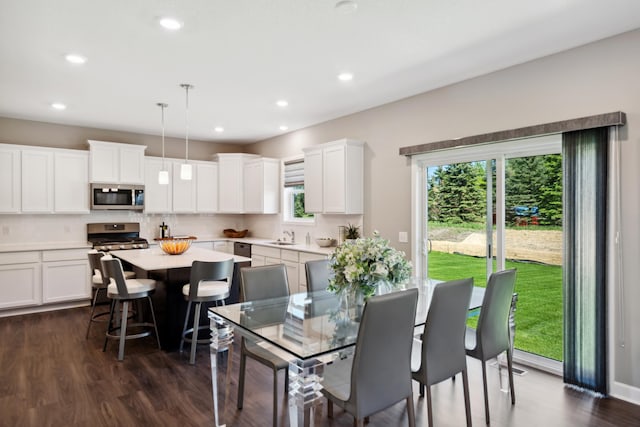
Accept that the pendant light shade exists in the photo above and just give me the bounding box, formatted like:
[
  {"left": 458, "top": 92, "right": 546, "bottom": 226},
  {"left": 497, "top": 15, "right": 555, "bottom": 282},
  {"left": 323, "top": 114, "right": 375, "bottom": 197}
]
[
  {"left": 180, "top": 83, "right": 194, "bottom": 181},
  {"left": 157, "top": 102, "right": 169, "bottom": 185}
]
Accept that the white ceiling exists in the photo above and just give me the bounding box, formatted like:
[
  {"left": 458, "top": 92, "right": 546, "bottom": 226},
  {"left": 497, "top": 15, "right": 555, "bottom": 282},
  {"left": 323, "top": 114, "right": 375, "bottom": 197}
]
[{"left": 1, "top": 0, "right": 640, "bottom": 144}]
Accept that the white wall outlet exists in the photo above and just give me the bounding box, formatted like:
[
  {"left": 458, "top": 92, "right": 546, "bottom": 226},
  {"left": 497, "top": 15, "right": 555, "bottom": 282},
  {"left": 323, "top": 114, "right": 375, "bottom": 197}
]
[{"left": 398, "top": 231, "right": 408, "bottom": 243}]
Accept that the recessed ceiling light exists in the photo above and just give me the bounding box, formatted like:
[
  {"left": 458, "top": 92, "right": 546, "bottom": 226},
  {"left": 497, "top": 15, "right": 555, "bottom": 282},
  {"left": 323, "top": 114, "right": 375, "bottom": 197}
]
[
  {"left": 64, "top": 54, "right": 87, "bottom": 64},
  {"left": 214, "top": 126, "right": 224, "bottom": 133},
  {"left": 279, "top": 125, "right": 289, "bottom": 131},
  {"left": 335, "top": 0, "right": 358, "bottom": 14},
  {"left": 338, "top": 72, "right": 354, "bottom": 81},
  {"left": 51, "top": 102, "right": 66, "bottom": 110},
  {"left": 276, "top": 100, "right": 288, "bottom": 107},
  {"left": 159, "top": 17, "right": 183, "bottom": 31}
]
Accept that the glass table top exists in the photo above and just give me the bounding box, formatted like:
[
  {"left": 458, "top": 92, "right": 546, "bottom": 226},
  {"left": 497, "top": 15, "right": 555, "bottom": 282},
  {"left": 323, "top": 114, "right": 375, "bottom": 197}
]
[{"left": 209, "top": 278, "right": 484, "bottom": 361}]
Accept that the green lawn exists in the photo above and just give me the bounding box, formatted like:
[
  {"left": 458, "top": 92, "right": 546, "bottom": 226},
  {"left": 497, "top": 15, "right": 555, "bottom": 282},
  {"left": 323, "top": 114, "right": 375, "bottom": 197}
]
[{"left": 428, "top": 251, "right": 563, "bottom": 361}]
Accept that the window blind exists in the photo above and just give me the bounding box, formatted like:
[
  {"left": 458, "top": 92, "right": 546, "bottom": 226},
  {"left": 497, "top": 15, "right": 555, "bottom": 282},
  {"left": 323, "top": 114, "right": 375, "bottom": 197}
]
[{"left": 284, "top": 159, "right": 304, "bottom": 187}]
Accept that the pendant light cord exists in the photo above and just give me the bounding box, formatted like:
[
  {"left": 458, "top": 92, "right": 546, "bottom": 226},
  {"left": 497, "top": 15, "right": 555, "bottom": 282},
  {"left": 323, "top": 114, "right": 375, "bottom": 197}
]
[
  {"left": 157, "top": 102, "right": 168, "bottom": 168},
  {"left": 180, "top": 83, "right": 194, "bottom": 163}
]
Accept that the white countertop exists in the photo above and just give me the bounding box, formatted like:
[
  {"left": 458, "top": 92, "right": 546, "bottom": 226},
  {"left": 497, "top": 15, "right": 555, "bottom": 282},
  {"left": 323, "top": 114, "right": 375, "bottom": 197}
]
[
  {"left": 110, "top": 246, "right": 251, "bottom": 271},
  {"left": 0, "top": 241, "right": 92, "bottom": 253},
  {"left": 223, "top": 237, "right": 336, "bottom": 256}
]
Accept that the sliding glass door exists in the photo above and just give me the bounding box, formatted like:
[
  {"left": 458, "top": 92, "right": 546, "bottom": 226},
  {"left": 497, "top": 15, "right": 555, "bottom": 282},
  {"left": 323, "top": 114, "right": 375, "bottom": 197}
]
[{"left": 413, "top": 136, "right": 563, "bottom": 367}]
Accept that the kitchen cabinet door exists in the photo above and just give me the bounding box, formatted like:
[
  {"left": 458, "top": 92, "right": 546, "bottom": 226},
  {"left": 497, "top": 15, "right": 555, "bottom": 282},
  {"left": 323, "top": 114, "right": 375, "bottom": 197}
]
[
  {"left": 244, "top": 158, "right": 280, "bottom": 214},
  {"left": 303, "top": 148, "right": 323, "bottom": 213},
  {"left": 0, "top": 146, "right": 21, "bottom": 213},
  {"left": 283, "top": 260, "right": 299, "bottom": 294},
  {"left": 215, "top": 153, "right": 259, "bottom": 213},
  {"left": 42, "top": 260, "right": 90, "bottom": 303},
  {"left": 172, "top": 160, "right": 197, "bottom": 213},
  {"left": 21, "top": 149, "right": 54, "bottom": 213},
  {"left": 196, "top": 161, "right": 218, "bottom": 213},
  {"left": 0, "top": 251, "right": 41, "bottom": 310},
  {"left": 144, "top": 157, "right": 172, "bottom": 213},
  {"left": 88, "top": 140, "right": 146, "bottom": 184},
  {"left": 54, "top": 150, "right": 89, "bottom": 213}
]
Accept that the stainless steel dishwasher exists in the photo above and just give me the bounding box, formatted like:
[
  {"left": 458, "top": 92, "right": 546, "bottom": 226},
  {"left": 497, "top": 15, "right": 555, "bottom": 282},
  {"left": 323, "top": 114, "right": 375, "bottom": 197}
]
[{"left": 233, "top": 242, "right": 252, "bottom": 302}]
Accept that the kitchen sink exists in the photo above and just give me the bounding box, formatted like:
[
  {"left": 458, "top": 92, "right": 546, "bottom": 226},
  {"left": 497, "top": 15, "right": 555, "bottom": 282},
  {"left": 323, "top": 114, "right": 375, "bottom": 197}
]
[{"left": 268, "top": 241, "right": 296, "bottom": 246}]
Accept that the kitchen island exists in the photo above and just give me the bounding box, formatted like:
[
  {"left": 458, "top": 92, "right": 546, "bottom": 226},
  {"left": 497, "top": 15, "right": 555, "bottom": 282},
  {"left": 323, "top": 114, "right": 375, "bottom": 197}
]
[{"left": 110, "top": 247, "right": 251, "bottom": 350}]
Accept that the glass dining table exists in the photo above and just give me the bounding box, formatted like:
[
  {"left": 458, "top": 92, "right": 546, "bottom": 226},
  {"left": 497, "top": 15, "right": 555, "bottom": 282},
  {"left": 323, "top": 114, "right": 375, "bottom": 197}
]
[{"left": 207, "top": 278, "right": 485, "bottom": 427}]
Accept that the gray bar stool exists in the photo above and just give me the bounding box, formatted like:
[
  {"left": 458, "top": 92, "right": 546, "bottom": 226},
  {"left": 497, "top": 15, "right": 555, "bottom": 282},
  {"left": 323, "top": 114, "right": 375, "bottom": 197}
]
[
  {"left": 101, "top": 256, "right": 161, "bottom": 361},
  {"left": 180, "top": 259, "right": 234, "bottom": 364},
  {"left": 86, "top": 250, "right": 136, "bottom": 339}
]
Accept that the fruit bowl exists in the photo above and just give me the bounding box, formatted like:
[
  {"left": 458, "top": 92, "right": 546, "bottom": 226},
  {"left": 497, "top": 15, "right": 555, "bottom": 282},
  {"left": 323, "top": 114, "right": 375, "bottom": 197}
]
[
  {"left": 155, "top": 236, "right": 197, "bottom": 255},
  {"left": 315, "top": 238, "right": 336, "bottom": 247}
]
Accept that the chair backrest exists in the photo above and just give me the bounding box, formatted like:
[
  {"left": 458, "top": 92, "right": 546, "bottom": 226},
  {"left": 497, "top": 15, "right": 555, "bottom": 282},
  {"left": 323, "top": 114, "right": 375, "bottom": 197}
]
[
  {"left": 421, "top": 277, "right": 474, "bottom": 385},
  {"left": 87, "top": 250, "right": 107, "bottom": 285},
  {"left": 305, "top": 259, "right": 333, "bottom": 292},
  {"left": 476, "top": 268, "right": 517, "bottom": 359},
  {"left": 100, "top": 256, "right": 130, "bottom": 298},
  {"left": 240, "top": 264, "right": 290, "bottom": 301},
  {"left": 350, "top": 288, "right": 419, "bottom": 418},
  {"left": 189, "top": 259, "right": 234, "bottom": 299}
]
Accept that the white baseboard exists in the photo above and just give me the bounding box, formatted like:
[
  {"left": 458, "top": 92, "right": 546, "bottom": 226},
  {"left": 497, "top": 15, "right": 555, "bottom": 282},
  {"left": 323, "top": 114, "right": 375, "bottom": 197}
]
[
  {"left": 610, "top": 381, "right": 640, "bottom": 406},
  {"left": 0, "top": 300, "right": 89, "bottom": 318}
]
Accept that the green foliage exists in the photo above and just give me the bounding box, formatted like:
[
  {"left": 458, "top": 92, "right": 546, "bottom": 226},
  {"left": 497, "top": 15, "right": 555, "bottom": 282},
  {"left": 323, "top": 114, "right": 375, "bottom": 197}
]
[
  {"left": 428, "top": 251, "right": 563, "bottom": 361},
  {"left": 293, "top": 192, "right": 313, "bottom": 218},
  {"left": 345, "top": 223, "right": 360, "bottom": 239},
  {"left": 428, "top": 163, "right": 487, "bottom": 223}
]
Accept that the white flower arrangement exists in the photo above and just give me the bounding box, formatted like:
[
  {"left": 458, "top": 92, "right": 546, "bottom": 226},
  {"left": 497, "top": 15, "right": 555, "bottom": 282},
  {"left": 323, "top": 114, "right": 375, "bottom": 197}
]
[{"left": 328, "top": 231, "right": 412, "bottom": 298}]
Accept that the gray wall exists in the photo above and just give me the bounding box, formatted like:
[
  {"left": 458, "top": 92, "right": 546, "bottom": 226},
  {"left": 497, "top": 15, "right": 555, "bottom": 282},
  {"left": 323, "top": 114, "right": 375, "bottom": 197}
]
[{"left": 245, "top": 29, "right": 640, "bottom": 398}]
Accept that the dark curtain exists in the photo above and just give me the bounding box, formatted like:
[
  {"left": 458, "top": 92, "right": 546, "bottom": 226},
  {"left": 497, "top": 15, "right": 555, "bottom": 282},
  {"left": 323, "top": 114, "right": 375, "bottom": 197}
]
[{"left": 562, "top": 128, "right": 608, "bottom": 394}]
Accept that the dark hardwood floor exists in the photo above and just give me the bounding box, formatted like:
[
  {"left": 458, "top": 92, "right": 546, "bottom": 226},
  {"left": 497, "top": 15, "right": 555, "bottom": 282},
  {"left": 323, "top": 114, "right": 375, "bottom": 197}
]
[{"left": 1, "top": 307, "right": 639, "bottom": 427}]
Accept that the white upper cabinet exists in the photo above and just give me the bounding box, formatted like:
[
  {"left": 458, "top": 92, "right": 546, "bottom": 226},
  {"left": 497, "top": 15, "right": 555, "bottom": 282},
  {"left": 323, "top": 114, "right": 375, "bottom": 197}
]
[
  {"left": 144, "top": 157, "right": 218, "bottom": 214},
  {"left": 21, "top": 149, "right": 54, "bottom": 213},
  {"left": 196, "top": 161, "right": 218, "bottom": 213},
  {"left": 54, "top": 150, "right": 89, "bottom": 213},
  {"left": 144, "top": 157, "right": 172, "bottom": 213},
  {"left": 172, "top": 160, "right": 197, "bottom": 213},
  {"left": 215, "top": 153, "right": 259, "bottom": 213},
  {"left": 0, "top": 146, "right": 21, "bottom": 213},
  {"left": 88, "top": 140, "right": 146, "bottom": 184},
  {"left": 303, "top": 139, "right": 364, "bottom": 214},
  {"left": 243, "top": 157, "right": 279, "bottom": 214}
]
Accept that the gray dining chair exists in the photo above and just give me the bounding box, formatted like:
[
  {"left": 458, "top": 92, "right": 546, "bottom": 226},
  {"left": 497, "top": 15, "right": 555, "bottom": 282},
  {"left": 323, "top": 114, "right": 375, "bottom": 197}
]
[
  {"left": 238, "top": 264, "right": 290, "bottom": 427},
  {"left": 86, "top": 250, "right": 135, "bottom": 339},
  {"left": 305, "top": 258, "right": 333, "bottom": 292},
  {"left": 179, "top": 259, "right": 234, "bottom": 365},
  {"left": 411, "top": 278, "right": 473, "bottom": 427},
  {"left": 101, "top": 256, "right": 161, "bottom": 361},
  {"left": 465, "top": 268, "right": 517, "bottom": 424},
  {"left": 322, "top": 288, "right": 419, "bottom": 427}
]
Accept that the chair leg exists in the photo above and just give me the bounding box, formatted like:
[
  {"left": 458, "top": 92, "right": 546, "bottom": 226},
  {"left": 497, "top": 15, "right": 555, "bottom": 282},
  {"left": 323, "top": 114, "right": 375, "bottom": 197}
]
[
  {"left": 103, "top": 299, "right": 116, "bottom": 352},
  {"left": 481, "top": 360, "right": 490, "bottom": 424},
  {"left": 327, "top": 400, "right": 334, "bottom": 418},
  {"left": 148, "top": 296, "right": 161, "bottom": 350},
  {"left": 189, "top": 302, "right": 201, "bottom": 365},
  {"left": 272, "top": 368, "right": 278, "bottom": 427},
  {"left": 180, "top": 301, "right": 192, "bottom": 353},
  {"left": 507, "top": 347, "right": 516, "bottom": 404},
  {"left": 419, "top": 382, "right": 425, "bottom": 397},
  {"left": 426, "top": 385, "right": 434, "bottom": 427},
  {"left": 406, "top": 395, "right": 416, "bottom": 427},
  {"left": 237, "top": 342, "right": 246, "bottom": 410},
  {"left": 462, "top": 369, "right": 472, "bottom": 427},
  {"left": 284, "top": 366, "right": 289, "bottom": 393},
  {"left": 118, "top": 300, "right": 129, "bottom": 361},
  {"left": 86, "top": 287, "right": 100, "bottom": 339}
]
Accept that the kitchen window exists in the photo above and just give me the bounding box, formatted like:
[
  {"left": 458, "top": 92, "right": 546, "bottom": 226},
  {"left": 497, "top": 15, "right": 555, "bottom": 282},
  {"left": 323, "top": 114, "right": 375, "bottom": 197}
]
[{"left": 283, "top": 159, "right": 314, "bottom": 223}]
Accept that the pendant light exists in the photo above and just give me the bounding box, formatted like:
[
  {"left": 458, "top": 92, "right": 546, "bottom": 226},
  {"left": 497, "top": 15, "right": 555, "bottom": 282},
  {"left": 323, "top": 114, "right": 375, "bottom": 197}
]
[
  {"left": 157, "top": 102, "right": 169, "bottom": 185},
  {"left": 180, "top": 83, "right": 194, "bottom": 180}
]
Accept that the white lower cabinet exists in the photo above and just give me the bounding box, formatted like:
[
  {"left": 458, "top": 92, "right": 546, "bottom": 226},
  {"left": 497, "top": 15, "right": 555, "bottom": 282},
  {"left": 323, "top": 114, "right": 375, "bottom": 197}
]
[
  {"left": 0, "top": 248, "right": 90, "bottom": 313},
  {"left": 251, "top": 245, "right": 328, "bottom": 294},
  {"left": 42, "top": 249, "right": 90, "bottom": 303},
  {"left": 0, "top": 252, "right": 42, "bottom": 309}
]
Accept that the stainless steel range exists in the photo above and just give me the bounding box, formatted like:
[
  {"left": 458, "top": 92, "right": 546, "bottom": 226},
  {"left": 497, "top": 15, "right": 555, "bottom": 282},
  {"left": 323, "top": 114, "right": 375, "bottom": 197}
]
[{"left": 87, "top": 222, "right": 149, "bottom": 251}]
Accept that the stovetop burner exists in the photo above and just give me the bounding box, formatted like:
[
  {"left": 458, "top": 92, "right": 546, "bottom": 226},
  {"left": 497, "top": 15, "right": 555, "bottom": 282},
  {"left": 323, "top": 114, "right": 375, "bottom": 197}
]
[{"left": 87, "top": 222, "right": 149, "bottom": 251}]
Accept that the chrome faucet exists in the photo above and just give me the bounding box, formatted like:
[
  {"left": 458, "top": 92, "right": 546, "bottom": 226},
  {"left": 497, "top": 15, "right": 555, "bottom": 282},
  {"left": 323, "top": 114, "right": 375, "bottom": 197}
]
[{"left": 283, "top": 230, "right": 295, "bottom": 243}]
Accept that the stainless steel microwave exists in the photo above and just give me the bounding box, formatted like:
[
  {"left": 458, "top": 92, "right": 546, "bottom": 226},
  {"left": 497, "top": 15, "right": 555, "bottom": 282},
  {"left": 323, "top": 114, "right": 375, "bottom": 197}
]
[{"left": 90, "top": 184, "right": 144, "bottom": 211}]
